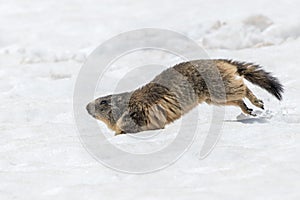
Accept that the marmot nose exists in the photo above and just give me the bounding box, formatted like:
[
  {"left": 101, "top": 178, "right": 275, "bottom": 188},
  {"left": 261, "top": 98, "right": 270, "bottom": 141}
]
[{"left": 86, "top": 102, "right": 95, "bottom": 115}]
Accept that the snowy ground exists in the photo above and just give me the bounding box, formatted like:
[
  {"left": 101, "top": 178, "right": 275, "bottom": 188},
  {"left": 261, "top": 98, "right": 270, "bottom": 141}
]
[{"left": 1, "top": 0, "right": 300, "bottom": 199}]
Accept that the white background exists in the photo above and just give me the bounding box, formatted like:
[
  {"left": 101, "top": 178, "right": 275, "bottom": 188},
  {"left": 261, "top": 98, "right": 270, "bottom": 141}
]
[{"left": 0, "top": 0, "right": 299, "bottom": 199}]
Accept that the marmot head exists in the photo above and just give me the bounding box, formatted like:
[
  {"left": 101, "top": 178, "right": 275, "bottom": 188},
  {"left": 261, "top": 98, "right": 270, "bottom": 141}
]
[{"left": 86, "top": 92, "right": 132, "bottom": 130}]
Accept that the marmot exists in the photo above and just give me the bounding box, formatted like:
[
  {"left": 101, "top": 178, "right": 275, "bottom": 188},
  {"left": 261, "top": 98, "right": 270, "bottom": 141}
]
[{"left": 86, "top": 59, "right": 283, "bottom": 135}]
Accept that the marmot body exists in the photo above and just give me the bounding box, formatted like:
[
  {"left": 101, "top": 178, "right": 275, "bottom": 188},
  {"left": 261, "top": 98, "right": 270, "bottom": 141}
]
[{"left": 86, "top": 59, "right": 283, "bottom": 135}]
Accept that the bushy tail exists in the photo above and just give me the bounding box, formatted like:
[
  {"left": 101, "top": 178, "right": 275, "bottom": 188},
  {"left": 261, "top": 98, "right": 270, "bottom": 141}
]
[{"left": 222, "top": 59, "right": 284, "bottom": 100}]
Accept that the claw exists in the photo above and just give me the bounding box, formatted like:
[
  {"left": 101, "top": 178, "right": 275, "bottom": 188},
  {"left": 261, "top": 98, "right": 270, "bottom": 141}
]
[
  {"left": 254, "top": 99, "right": 264, "bottom": 110},
  {"left": 246, "top": 108, "right": 256, "bottom": 116}
]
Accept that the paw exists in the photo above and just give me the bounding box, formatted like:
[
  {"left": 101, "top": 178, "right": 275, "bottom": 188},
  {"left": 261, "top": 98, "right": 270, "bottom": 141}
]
[
  {"left": 247, "top": 108, "right": 257, "bottom": 117},
  {"left": 115, "top": 130, "right": 125, "bottom": 136},
  {"left": 254, "top": 99, "right": 264, "bottom": 110},
  {"left": 249, "top": 112, "right": 257, "bottom": 117}
]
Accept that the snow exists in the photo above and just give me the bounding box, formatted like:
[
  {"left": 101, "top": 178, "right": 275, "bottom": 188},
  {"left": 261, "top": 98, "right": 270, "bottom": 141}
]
[{"left": 0, "top": 0, "right": 300, "bottom": 199}]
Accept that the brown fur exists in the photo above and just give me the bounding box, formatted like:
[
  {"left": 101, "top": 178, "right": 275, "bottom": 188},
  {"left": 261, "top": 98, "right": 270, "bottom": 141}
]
[{"left": 86, "top": 59, "right": 283, "bottom": 135}]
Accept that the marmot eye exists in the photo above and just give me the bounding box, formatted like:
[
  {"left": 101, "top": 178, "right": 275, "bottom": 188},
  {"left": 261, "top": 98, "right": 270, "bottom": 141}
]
[{"left": 100, "top": 100, "right": 108, "bottom": 105}]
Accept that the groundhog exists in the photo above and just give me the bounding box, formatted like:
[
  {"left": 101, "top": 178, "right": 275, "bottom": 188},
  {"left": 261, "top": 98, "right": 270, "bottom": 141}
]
[{"left": 86, "top": 59, "right": 283, "bottom": 135}]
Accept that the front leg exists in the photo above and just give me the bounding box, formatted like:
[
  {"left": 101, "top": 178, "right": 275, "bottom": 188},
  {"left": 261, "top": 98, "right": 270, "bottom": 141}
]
[{"left": 115, "top": 111, "right": 143, "bottom": 134}]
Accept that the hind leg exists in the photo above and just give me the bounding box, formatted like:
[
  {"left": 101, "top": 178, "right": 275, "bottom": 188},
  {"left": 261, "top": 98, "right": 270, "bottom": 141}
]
[
  {"left": 227, "top": 100, "right": 256, "bottom": 116},
  {"left": 246, "top": 88, "right": 264, "bottom": 110}
]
